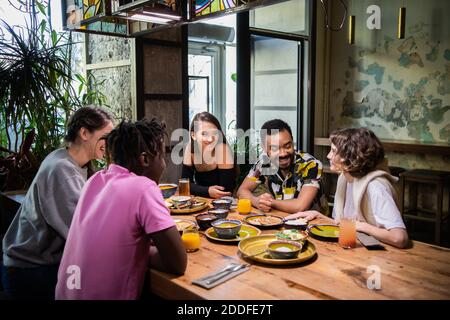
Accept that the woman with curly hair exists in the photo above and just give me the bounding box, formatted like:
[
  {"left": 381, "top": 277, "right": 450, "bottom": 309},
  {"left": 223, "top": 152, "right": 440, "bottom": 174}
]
[{"left": 286, "top": 128, "right": 409, "bottom": 248}]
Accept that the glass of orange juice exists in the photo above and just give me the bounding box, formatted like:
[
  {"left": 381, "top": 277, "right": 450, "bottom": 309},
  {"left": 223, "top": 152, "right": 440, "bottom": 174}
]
[
  {"left": 339, "top": 217, "right": 356, "bottom": 249},
  {"left": 181, "top": 226, "right": 200, "bottom": 252},
  {"left": 237, "top": 198, "right": 252, "bottom": 215}
]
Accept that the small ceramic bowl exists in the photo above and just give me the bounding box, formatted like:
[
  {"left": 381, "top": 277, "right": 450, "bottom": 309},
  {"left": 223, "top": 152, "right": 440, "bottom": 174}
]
[
  {"left": 158, "top": 184, "right": 177, "bottom": 199},
  {"left": 195, "top": 213, "right": 220, "bottom": 231},
  {"left": 283, "top": 218, "right": 308, "bottom": 230},
  {"left": 211, "top": 219, "right": 242, "bottom": 239},
  {"left": 267, "top": 240, "right": 303, "bottom": 259},
  {"left": 207, "top": 208, "right": 229, "bottom": 220},
  {"left": 171, "top": 195, "right": 191, "bottom": 207},
  {"left": 211, "top": 198, "right": 233, "bottom": 210}
]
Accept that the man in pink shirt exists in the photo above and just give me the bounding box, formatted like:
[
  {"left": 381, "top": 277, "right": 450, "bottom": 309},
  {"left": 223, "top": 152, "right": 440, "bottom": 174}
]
[{"left": 56, "top": 119, "right": 187, "bottom": 299}]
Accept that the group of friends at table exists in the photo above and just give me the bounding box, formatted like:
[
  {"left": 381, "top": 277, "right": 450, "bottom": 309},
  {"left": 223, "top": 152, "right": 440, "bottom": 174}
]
[{"left": 0, "top": 106, "right": 409, "bottom": 300}]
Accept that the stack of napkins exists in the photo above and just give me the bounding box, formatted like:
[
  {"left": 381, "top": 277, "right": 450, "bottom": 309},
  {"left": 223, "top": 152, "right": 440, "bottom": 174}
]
[{"left": 192, "top": 264, "right": 250, "bottom": 289}]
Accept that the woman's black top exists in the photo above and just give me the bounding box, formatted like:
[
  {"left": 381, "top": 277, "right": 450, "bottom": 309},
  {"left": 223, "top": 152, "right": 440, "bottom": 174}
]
[{"left": 181, "top": 164, "right": 236, "bottom": 198}]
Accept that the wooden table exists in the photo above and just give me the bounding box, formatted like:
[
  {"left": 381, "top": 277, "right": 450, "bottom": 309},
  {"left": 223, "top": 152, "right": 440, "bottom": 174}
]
[{"left": 148, "top": 199, "right": 450, "bottom": 300}]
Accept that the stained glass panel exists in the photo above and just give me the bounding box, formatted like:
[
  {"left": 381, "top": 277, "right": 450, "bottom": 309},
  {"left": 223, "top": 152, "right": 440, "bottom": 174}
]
[
  {"left": 83, "top": 0, "right": 103, "bottom": 19},
  {"left": 195, "top": 0, "right": 238, "bottom": 17}
]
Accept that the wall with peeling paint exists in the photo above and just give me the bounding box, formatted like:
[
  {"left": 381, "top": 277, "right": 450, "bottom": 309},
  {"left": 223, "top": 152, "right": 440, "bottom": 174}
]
[{"left": 326, "top": 0, "right": 450, "bottom": 170}]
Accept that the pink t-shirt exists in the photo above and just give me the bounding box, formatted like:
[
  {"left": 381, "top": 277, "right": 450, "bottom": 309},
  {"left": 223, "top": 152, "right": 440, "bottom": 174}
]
[{"left": 55, "top": 164, "right": 175, "bottom": 300}]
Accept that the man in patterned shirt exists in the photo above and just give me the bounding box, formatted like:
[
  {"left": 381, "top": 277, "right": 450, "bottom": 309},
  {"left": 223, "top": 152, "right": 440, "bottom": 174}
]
[{"left": 237, "top": 119, "right": 325, "bottom": 214}]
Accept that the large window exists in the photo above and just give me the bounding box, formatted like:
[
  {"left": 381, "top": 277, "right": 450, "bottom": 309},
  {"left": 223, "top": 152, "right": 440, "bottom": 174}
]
[
  {"left": 188, "top": 14, "right": 236, "bottom": 132},
  {"left": 248, "top": 0, "right": 311, "bottom": 150},
  {"left": 250, "top": 0, "right": 308, "bottom": 35},
  {"left": 251, "top": 36, "right": 300, "bottom": 144}
]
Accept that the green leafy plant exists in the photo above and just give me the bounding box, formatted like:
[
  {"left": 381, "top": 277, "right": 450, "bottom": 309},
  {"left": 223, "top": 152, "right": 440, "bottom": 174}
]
[
  {"left": 226, "top": 120, "right": 262, "bottom": 188},
  {"left": 0, "top": 0, "right": 109, "bottom": 190}
]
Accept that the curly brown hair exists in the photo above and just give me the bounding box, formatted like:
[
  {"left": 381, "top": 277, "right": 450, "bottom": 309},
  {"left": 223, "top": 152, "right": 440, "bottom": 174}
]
[{"left": 330, "top": 128, "right": 385, "bottom": 178}]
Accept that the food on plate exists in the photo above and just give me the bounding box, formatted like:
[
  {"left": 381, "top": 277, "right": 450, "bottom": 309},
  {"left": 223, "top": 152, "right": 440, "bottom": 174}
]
[
  {"left": 284, "top": 218, "right": 308, "bottom": 226},
  {"left": 248, "top": 215, "right": 283, "bottom": 226},
  {"left": 275, "top": 229, "right": 308, "bottom": 242},
  {"left": 174, "top": 219, "right": 196, "bottom": 234}
]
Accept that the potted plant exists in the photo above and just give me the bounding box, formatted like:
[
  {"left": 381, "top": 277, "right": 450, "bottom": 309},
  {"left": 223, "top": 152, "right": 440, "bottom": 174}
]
[{"left": 0, "top": 0, "right": 108, "bottom": 191}]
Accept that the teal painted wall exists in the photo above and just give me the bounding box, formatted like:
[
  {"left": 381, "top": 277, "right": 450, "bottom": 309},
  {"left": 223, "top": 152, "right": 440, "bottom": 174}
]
[{"left": 328, "top": 0, "right": 450, "bottom": 170}]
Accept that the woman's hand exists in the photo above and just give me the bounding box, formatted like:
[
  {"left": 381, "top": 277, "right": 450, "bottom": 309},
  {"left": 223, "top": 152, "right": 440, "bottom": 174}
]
[
  {"left": 256, "top": 193, "right": 273, "bottom": 212},
  {"left": 355, "top": 221, "right": 369, "bottom": 233},
  {"left": 208, "top": 185, "right": 232, "bottom": 199},
  {"left": 285, "top": 210, "right": 320, "bottom": 221}
]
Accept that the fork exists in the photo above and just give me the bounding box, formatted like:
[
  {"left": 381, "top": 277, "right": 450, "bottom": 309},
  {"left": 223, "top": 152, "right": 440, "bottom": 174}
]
[
  {"left": 205, "top": 264, "right": 249, "bottom": 285},
  {"left": 199, "top": 263, "right": 240, "bottom": 282}
]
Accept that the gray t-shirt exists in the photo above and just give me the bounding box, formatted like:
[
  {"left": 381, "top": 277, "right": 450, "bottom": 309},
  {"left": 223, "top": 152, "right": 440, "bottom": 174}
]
[{"left": 2, "top": 148, "right": 87, "bottom": 268}]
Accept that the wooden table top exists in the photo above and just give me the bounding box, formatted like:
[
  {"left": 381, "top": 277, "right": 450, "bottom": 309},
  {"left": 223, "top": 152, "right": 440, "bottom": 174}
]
[{"left": 148, "top": 198, "right": 450, "bottom": 300}]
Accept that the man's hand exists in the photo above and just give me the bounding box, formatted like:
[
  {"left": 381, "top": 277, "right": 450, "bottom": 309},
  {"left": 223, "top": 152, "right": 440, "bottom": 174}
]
[
  {"left": 256, "top": 193, "right": 274, "bottom": 212},
  {"left": 208, "top": 185, "right": 232, "bottom": 199}
]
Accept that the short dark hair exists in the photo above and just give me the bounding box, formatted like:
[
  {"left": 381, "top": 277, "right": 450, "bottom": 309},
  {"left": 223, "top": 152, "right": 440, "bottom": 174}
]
[
  {"left": 65, "top": 105, "right": 113, "bottom": 143},
  {"left": 330, "top": 127, "right": 385, "bottom": 178},
  {"left": 106, "top": 118, "right": 166, "bottom": 175},
  {"left": 260, "top": 119, "right": 293, "bottom": 142}
]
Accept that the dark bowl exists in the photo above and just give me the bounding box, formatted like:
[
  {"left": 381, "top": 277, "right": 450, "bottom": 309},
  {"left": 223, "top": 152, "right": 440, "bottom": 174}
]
[
  {"left": 195, "top": 213, "right": 220, "bottom": 231},
  {"left": 211, "top": 198, "right": 233, "bottom": 210},
  {"left": 158, "top": 184, "right": 177, "bottom": 199},
  {"left": 267, "top": 240, "right": 303, "bottom": 259},
  {"left": 207, "top": 208, "right": 229, "bottom": 220},
  {"left": 211, "top": 219, "right": 242, "bottom": 239}
]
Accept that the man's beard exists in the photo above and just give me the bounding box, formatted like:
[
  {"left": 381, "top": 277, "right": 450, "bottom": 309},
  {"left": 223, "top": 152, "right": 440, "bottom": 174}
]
[{"left": 274, "top": 153, "right": 294, "bottom": 170}]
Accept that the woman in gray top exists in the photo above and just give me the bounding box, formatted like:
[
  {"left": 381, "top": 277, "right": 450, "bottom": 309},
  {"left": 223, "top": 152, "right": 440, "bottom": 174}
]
[{"left": 1, "top": 106, "right": 114, "bottom": 300}]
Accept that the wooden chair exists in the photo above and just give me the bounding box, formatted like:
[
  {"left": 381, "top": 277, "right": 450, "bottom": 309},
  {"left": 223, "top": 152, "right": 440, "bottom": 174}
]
[{"left": 399, "top": 169, "right": 450, "bottom": 245}]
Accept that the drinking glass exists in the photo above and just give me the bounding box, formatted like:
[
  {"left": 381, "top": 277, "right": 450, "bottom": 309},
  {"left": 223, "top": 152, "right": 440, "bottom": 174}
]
[
  {"left": 339, "top": 217, "right": 357, "bottom": 249},
  {"left": 178, "top": 178, "right": 190, "bottom": 196},
  {"left": 237, "top": 198, "right": 252, "bottom": 215},
  {"left": 181, "top": 226, "right": 200, "bottom": 252}
]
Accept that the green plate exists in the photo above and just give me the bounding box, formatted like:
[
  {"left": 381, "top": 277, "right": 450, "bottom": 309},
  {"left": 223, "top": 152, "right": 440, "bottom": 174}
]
[
  {"left": 238, "top": 234, "right": 317, "bottom": 265},
  {"left": 205, "top": 225, "right": 261, "bottom": 243},
  {"left": 307, "top": 224, "right": 339, "bottom": 241}
]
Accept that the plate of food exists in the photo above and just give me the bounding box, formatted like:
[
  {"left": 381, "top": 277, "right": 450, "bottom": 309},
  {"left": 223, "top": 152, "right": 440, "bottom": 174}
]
[
  {"left": 173, "top": 218, "right": 197, "bottom": 235},
  {"left": 307, "top": 224, "right": 339, "bottom": 241},
  {"left": 275, "top": 229, "right": 309, "bottom": 242},
  {"left": 204, "top": 223, "right": 261, "bottom": 243},
  {"left": 244, "top": 214, "right": 284, "bottom": 229},
  {"left": 238, "top": 234, "right": 317, "bottom": 265},
  {"left": 166, "top": 196, "right": 210, "bottom": 214},
  {"left": 283, "top": 217, "right": 308, "bottom": 230}
]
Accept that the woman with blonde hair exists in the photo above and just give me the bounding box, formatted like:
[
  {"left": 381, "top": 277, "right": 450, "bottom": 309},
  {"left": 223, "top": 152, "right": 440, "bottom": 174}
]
[{"left": 286, "top": 128, "right": 409, "bottom": 248}]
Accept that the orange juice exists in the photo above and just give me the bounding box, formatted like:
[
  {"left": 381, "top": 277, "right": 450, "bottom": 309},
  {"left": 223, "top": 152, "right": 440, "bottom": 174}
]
[
  {"left": 237, "top": 199, "right": 252, "bottom": 214},
  {"left": 339, "top": 218, "right": 356, "bottom": 249},
  {"left": 181, "top": 231, "right": 200, "bottom": 252}
]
